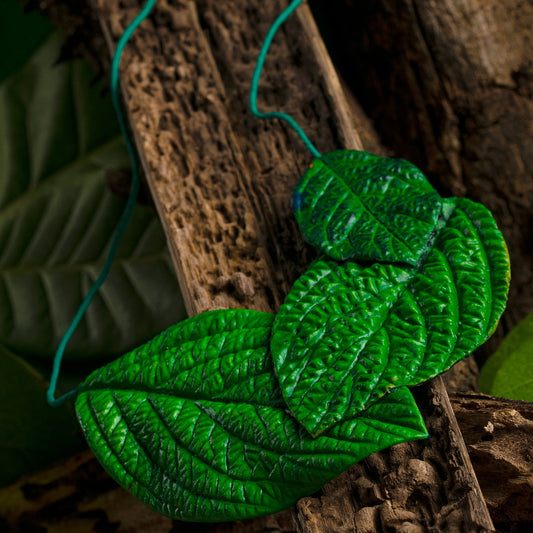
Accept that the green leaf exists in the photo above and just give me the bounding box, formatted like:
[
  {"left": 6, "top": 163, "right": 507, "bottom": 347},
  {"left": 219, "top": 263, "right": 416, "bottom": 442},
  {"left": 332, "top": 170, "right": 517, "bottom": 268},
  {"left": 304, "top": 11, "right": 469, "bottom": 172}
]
[
  {"left": 292, "top": 150, "right": 443, "bottom": 264},
  {"left": 0, "top": 345, "right": 84, "bottom": 486},
  {"left": 0, "top": 34, "right": 186, "bottom": 360},
  {"left": 76, "top": 309, "right": 428, "bottom": 522},
  {"left": 272, "top": 197, "right": 510, "bottom": 436},
  {"left": 480, "top": 313, "right": 533, "bottom": 401}
]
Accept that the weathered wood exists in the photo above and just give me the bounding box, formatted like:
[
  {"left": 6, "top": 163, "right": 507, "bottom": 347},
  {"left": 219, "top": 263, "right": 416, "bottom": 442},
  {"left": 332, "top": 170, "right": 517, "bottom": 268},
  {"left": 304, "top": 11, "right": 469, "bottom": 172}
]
[
  {"left": 0, "top": 452, "right": 173, "bottom": 533},
  {"left": 98, "top": 0, "right": 353, "bottom": 317},
  {"left": 293, "top": 377, "right": 494, "bottom": 533},
  {"left": 450, "top": 393, "right": 533, "bottom": 528},
  {"left": 314, "top": 0, "right": 533, "bottom": 353},
  {"left": 0, "top": 1, "right": 499, "bottom": 531}
]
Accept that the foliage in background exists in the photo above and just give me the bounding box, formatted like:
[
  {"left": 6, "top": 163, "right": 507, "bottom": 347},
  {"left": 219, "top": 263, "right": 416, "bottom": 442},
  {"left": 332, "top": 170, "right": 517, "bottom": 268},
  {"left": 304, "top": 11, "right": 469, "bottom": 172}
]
[
  {"left": 480, "top": 313, "right": 533, "bottom": 402},
  {"left": 0, "top": 0, "right": 53, "bottom": 83},
  {"left": 0, "top": 1, "right": 186, "bottom": 485},
  {"left": 76, "top": 309, "right": 428, "bottom": 521},
  {"left": 0, "top": 31, "right": 186, "bottom": 361},
  {"left": 0, "top": 345, "right": 81, "bottom": 485}
]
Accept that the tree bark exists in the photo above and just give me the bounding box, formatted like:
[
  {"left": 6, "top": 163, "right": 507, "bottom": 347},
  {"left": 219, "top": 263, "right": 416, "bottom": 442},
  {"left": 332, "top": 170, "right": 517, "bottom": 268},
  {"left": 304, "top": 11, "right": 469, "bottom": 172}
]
[
  {"left": 449, "top": 393, "right": 533, "bottom": 529},
  {"left": 313, "top": 0, "right": 533, "bottom": 355}
]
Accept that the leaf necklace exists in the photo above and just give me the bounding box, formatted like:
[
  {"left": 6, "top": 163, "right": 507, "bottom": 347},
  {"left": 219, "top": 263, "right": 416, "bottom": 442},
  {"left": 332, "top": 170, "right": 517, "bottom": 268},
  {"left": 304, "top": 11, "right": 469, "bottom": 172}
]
[{"left": 46, "top": 0, "right": 510, "bottom": 522}]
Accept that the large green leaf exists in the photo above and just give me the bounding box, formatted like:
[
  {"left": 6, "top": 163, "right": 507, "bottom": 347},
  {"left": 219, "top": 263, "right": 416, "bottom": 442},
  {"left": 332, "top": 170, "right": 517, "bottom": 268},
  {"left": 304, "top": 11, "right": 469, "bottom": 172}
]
[
  {"left": 76, "top": 309, "right": 428, "bottom": 522},
  {"left": 272, "top": 197, "right": 510, "bottom": 436},
  {"left": 0, "top": 34, "right": 186, "bottom": 359},
  {"left": 0, "top": 345, "right": 84, "bottom": 486},
  {"left": 480, "top": 313, "right": 533, "bottom": 401},
  {"left": 292, "top": 150, "right": 443, "bottom": 264}
]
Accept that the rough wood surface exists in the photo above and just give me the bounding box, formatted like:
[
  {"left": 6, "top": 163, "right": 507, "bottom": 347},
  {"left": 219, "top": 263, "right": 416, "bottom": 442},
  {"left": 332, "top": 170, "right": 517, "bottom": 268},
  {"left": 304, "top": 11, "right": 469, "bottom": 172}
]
[
  {"left": 313, "top": 0, "right": 533, "bottom": 355},
  {"left": 293, "top": 378, "right": 494, "bottom": 533},
  {"left": 99, "top": 0, "right": 360, "bottom": 316},
  {"left": 0, "top": 1, "right": 502, "bottom": 531},
  {"left": 450, "top": 393, "right": 533, "bottom": 529}
]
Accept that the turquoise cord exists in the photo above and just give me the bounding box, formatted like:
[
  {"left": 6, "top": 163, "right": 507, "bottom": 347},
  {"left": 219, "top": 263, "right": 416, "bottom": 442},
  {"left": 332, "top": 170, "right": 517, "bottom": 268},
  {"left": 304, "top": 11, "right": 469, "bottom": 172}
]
[
  {"left": 250, "top": 0, "right": 321, "bottom": 159},
  {"left": 47, "top": 0, "right": 158, "bottom": 407},
  {"left": 48, "top": 0, "right": 315, "bottom": 406}
]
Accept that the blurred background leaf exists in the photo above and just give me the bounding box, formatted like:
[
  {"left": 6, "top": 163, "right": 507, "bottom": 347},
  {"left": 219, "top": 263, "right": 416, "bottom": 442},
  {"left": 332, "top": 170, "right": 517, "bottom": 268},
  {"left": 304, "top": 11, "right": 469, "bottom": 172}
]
[
  {"left": 0, "top": 0, "right": 53, "bottom": 83},
  {"left": 480, "top": 313, "right": 533, "bottom": 402},
  {"left": 0, "top": 0, "right": 186, "bottom": 484},
  {"left": 0, "top": 31, "right": 187, "bottom": 361}
]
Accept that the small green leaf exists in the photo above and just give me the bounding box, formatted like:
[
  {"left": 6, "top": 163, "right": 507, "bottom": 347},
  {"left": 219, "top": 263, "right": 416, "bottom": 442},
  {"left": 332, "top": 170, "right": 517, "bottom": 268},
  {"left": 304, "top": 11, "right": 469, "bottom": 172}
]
[
  {"left": 272, "top": 198, "right": 510, "bottom": 436},
  {"left": 0, "top": 345, "right": 84, "bottom": 486},
  {"left": 0, "top": 34, "right": 186, "bottom": 360},
  {"left": 480, "top": 313, "right": 533, "bottom": 401},
  {"left": 76, "top": 309, "right": 428, "bottom": 522},
  {"left": 292, "top": 150, "right": 443, "bottom": 264}
]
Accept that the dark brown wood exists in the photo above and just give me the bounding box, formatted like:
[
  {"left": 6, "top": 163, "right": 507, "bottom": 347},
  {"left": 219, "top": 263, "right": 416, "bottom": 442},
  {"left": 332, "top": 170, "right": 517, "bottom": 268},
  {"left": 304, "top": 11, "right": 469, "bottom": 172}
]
[
  {"left": 0, "top": 1, "right": 503, "bottom": 531},
  {"left": 0, "top": 451, "right": 296, "bottom": 533},
  {"left": 450, "top": 393, "right": 533, "bottom": 528},
  {"left": 442, "top": 355, "right": 481, "bottom": 393},
  {"left": 314, "top": 0, "right": 533, "bottom": 355},
  {"left": 293, "top": 378, "right": 494, "bottom": 533}
]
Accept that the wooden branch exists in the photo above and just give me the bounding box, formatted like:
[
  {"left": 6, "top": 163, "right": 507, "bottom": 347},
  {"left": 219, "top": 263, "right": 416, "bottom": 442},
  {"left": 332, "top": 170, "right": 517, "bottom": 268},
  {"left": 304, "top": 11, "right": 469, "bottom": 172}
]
[
  {"left": 293, "top": 377, "right": 494, "bottom": 533},
  {"left": 0, "top": 1, "right": 499, "bottom": 531},
  {"left": 450, "top": 393, "right": 533, "bottom": 526}
]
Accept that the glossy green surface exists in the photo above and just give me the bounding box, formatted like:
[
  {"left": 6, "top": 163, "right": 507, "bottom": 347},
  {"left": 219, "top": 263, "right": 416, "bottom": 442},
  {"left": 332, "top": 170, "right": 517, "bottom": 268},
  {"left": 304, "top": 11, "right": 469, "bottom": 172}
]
[
  {"left": 76, "top": 309, "right": 428, "bottom": 522},
  {"left": 292, "top": 150, "right": 443, "bottom": 264},
  {"left": 480, "top": 312, "right": 533, "bottom": 401},
  {"left": 273, "top": 197, "right": 510, "bottom": 436}
]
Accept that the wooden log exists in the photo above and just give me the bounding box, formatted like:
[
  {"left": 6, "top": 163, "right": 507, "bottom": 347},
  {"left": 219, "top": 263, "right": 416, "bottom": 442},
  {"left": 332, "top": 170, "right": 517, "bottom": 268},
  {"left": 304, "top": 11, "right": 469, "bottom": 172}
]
[
  {"left": 98, "top": 2, "right": 494, "bottom": 530},
  {"left": 97, "top": 0, "right": 364, "bottom": 317},
  {"left": 293, "top": 377, "right": 494, "bottom": 533},
  {"left": 0, "top": 1, "right": 497, "bottom": 531},
  {"left": 449, "top": 393, "right": 533, "bottom": 527}
]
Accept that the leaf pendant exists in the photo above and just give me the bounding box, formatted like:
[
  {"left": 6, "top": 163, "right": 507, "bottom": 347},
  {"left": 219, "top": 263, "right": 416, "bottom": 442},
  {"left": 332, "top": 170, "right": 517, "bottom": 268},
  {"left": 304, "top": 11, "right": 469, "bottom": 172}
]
[
  {"left": 75, "top": 309, "right": 428, "bottom": 522},
  {"left": 272, "top": 151, "right": 510, "bottom": 436}
]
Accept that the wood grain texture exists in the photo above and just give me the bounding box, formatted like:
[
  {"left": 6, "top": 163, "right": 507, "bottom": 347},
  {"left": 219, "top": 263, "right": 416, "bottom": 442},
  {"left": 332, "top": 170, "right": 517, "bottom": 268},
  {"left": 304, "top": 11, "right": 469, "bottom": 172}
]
[
  {"left": 293, "top": 378, "right": 494, "bottom": 533},
  {"left": 450, "top": 393, "right": 533, "bottom": 529},
  {"left": 0, "top": 1, "right": 500, "bottom": 531},
  {"left": 98, "top": 0, "right": 363, "bottom": 317}
]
